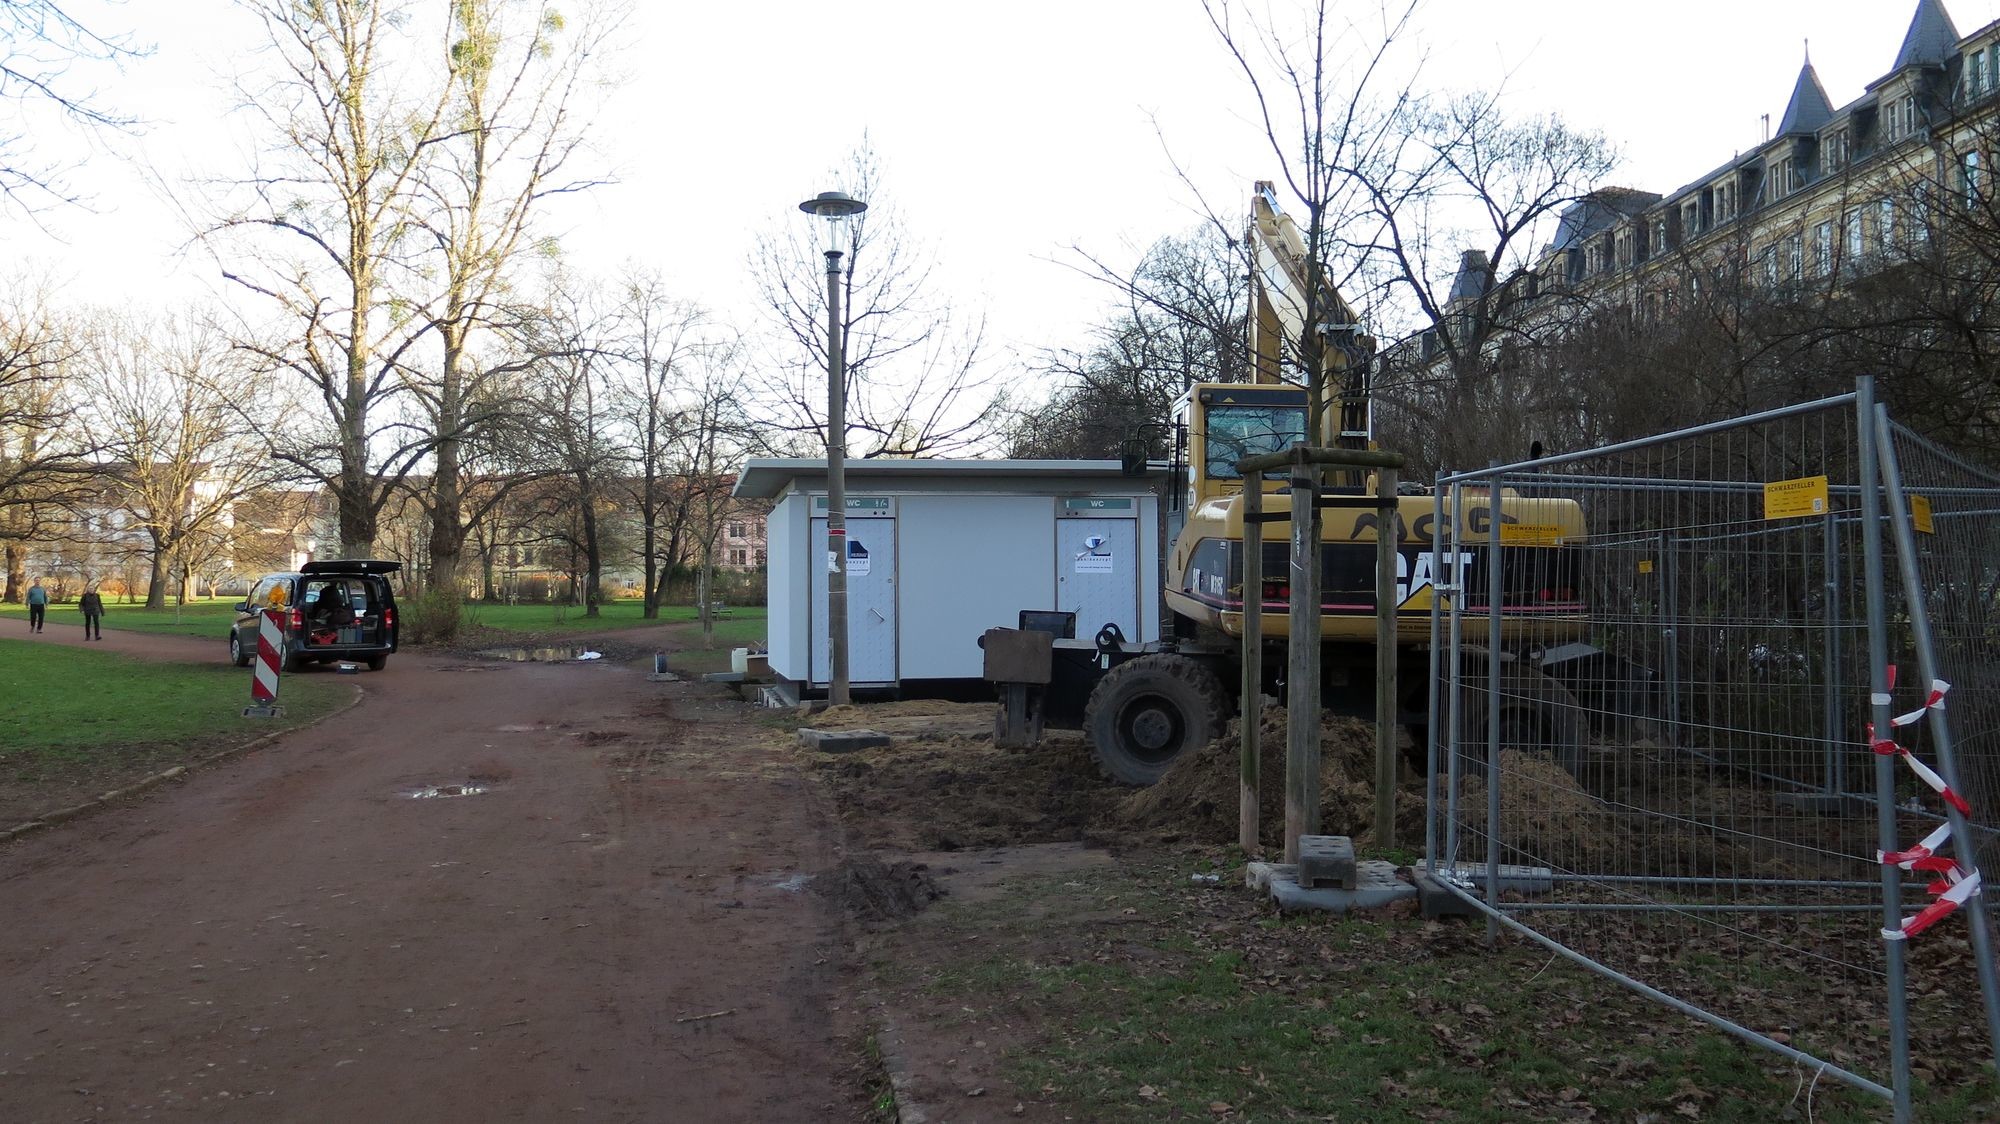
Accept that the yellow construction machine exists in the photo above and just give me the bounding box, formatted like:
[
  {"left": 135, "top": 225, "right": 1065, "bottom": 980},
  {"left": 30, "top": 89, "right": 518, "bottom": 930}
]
[{"left": 988, "top": 183, "right": 1593, "bottom": 785}]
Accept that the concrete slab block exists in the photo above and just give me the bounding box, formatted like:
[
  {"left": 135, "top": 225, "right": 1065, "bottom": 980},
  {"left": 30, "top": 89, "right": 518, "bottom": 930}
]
[
  {"left": 1264, "top": 859, "right": 1414, "bottom": 915},
  {"left": 1411, "top": 869, "right": 1481, "bottom": 919},
  {"left": 701, "top": 671, "right": 746, "bottom": 684},
  {"left": 1297, "top": 834, "right": 1357, "bottom": 889},
  {"left": 797, "top": 727, "right": 893, "bottom": 753}
]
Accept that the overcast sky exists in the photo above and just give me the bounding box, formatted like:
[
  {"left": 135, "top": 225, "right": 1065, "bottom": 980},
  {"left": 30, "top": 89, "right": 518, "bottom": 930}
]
[{"left": 7, "top": 0, "right": 1997, "bottom": 376}]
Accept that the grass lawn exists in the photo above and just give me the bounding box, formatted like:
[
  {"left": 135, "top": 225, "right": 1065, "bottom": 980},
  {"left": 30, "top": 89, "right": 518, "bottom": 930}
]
[
  {"left": 0, "top": 598, "right": 238, "bottom": 640},
  {"left": 874, "top": 852, "right": 2000, "bottom": 1122},
  {"left": 0, "top": 597, "right": 770, "bottom": 649},
  {"left": 0, "top": 637, "right": 348, "bottom": 773}
]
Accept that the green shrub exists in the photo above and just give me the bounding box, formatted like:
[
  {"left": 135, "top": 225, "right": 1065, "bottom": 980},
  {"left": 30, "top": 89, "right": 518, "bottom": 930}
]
[{"left": 401, "top": 585, "right": 464, "bottom": 645}]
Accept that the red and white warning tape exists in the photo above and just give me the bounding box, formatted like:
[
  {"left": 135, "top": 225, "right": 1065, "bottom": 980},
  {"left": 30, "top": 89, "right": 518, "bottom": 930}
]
[
  {"left": 1867, "top": 678, "right": 1969, "bottom": 815},
  {"left": 1883, "top": 868, "right": 1982, "bottom": 942},
  {"left": 1869, "top": 672, "right": 1984, "bottom": 941}
]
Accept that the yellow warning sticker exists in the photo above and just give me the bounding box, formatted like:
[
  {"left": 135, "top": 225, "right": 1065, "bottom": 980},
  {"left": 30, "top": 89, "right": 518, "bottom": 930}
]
[
  {"left": 1499, "top": 523, "right": 1565, "bottom": 546},
  {"left": 1638, "top": 559, "right": 1654, "bottom": 574},
  {"left": 1763, "top": 475, "right": 1829, "bottom": 520},
  {"left": 1911, "top": 494, "right": 1935, "bottom": 535}
]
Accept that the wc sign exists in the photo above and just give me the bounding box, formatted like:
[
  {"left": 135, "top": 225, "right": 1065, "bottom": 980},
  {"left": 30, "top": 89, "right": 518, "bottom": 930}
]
[{"left": 1394, "top": 550, "right": 1472, "bottom": 609}]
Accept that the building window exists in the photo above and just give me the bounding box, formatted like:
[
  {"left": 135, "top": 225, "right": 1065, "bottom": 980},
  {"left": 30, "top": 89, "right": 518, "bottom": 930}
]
[
  {"left": 1772, "top": 157, "right": 1795, "bottom": 197},
  {"left": 1652, "top": 217, "right": 1669, "bottom": 254},
  {"left": 1682, "top": 201, "right": 1700, "bottom": 236},
  {"left": 728, "top": 522, "right": 746, "bottom": 540},
  {"left": 1878, "top": 197, "right": 1896, "bottom": 251},
  {"left": 1762, "top": 247, "right": 1779, "bottom": 287},
  {"left": 729, "top": 549, "right": 747, "bottom": 567},
  {"left": 1970, "top": 55, "right": 1985, "bottom": 99},
  {"left": 1846, "top": 210, "right": 1866, "bottom": 261},
  {"left": 1785, "top": 234, "right": 1803, "bottom": 279},
  {"left": 1961, "top": 150, "right": 1983, "bottom": 205},
  {"left": 1826, "top": 131, "right": 1849, "bottom": 172},
  {"left": 1813, "top": 221, "right": 1833, "bottom": 275},
  {"left": 754, "top": 550, "right": 767, "bottom": 568}
]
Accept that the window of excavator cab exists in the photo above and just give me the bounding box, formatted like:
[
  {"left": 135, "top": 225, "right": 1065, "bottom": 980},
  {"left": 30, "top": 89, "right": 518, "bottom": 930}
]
[{"left": 1205, "top": 405, "right": 1308, "bottom": 479}]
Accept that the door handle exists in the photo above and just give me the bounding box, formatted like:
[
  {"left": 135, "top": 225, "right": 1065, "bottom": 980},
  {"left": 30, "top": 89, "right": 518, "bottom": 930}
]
[{"left": 869, "top": 608, "right": 886, "bottom": 623}]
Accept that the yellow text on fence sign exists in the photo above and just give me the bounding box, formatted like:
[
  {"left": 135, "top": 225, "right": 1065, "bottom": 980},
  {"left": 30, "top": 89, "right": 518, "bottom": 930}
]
[
  {"left": 1911, "top": 494, "right": 1935, "bottom": 535},
  {"left": 1763, "top": 475, "right": 1829, "bottom": 520},
  {"left": 1499, "top": 523, "right": 1565, "bottom": 546}
]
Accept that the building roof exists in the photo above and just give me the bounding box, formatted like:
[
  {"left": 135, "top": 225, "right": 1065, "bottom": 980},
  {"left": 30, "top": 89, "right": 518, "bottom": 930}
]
[
  {"left": 1775, "top": 58, "right": 1834, "bottom": 135},
  {"left": 1447, "top": 250, "right": 1491, "bottom": 303},
  {"left": 1893, "top": 0, "right": 1961, "bottom": 72},
  {"left": 732, "top": 458, "right": 1170, "bottom": 499}
]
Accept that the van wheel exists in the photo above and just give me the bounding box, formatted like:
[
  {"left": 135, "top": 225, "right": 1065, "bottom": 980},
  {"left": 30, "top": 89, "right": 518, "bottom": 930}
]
[
  {"left": 366, "top": 654, "right": 388, "bottom": 672},
  {"left": 229, "top": 633, "right": 252, "bottom": 668},
  {"left": 1083, "top": 654, "right": 1228, "bottom": 786}
]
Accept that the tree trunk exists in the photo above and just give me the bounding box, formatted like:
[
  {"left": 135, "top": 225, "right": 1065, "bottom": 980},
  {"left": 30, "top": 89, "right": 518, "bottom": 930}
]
[
  {"left": 146, "top": 539, "right": 169, "bottom": 609},
  {"left": 640, "top": 493, "right": 660, "bottom": 620},
  {"left": 699, "top": 557, "right": 716, "bottom": 646},
  {"left": 428, "top": 328, "right": 467, "bottom": 595},
  {"left": 3, "top": 542, "right": 23, "bottom": 602},
  {"left": 579, "top": 492, "right": 602, "bottom": 618}
]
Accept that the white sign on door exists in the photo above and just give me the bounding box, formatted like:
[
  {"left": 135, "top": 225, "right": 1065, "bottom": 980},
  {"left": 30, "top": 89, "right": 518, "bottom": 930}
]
[
  {"left": 1074, "top": 534, "right": 1113, "bottom": 574},
  {"left": 847, "top": 538, "right": 872, "bottom": 577}
]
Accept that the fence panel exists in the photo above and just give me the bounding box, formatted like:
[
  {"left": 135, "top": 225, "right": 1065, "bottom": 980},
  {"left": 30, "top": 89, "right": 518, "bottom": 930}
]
[{"left": 1429, "top": 389, "right": 2000, "bottom": 1112}]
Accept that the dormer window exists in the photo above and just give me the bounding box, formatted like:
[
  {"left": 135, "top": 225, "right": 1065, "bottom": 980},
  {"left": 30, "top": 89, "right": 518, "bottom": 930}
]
[{"left": 1825, "top": 130, "right": 1849, "bottom": 173}]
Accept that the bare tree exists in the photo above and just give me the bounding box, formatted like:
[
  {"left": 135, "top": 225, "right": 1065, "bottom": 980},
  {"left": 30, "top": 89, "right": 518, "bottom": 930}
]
[
  {"left": 525, "top": 271, "right": 620, "bottom": 616},
  {"left": 1200, "top": 0, "right": 1421, "bottom": 444},
  {"left": 208, "top": 0, "right": 452, "bottom": 558},
  {"left": 0, "top": 0, "right": 142, "bottom": 212},
  {"left": 604, "top": 270, "right": 735, "bottom": 618},
  {"left": 0, "top": 277, "right": 93, "bottom": 600},
  {"left": 83, "top": 312, "right": 277, "bottom": 607},
  {"left": 750, "top": 139, "right": 1004, "bottom": 459},
  {"left": 410, "top": 0, "right": 615, "bottom": 597},
  {"left": 1020, "top": 227, "right": 1247, "bottom": 458}
]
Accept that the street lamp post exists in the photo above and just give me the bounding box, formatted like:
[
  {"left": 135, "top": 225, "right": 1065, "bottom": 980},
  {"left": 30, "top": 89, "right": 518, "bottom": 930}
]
[{"left": 800, "top": 190, "right": 867, "bottom": 705}]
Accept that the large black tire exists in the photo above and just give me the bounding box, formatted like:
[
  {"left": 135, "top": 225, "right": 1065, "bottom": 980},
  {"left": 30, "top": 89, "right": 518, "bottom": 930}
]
[
  {"left": 1444, "top": 661, "right": 1588, "bottom": 784},
  {"left": 228, "top": 632, "right": 252, "bottom": 668},
  {"left": 1083, "top": 654, "right": 1229, "bottom": 785},
  {"left": 366, "top": 654, "right": 388, "bottom": 672}
]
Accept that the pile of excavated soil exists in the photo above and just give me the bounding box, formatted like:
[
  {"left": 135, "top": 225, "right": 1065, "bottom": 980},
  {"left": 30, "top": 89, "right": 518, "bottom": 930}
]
[
  {"left": 812, "top": 858, "right": 945, "bottom": 922},
  {"left": 1120, "top": 705, "right": 1427, "bottom": 851},
  {"left": 808, "top": 720, "right": 1129, "bottom": 852},
  {"left": 1455, "top": 750, "right": 1613, "bottom": 867}
]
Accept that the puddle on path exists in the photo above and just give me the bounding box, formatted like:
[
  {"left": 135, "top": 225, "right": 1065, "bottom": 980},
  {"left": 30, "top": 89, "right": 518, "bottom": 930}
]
[
  {"left": 495, "top": 724, "right": 549, "bottom": 733},
  {"left": 475, "top": 647, "right": 604, "bottom": 663},
  {"left": 402, "top": 782, "right": 492, "bottom": 800},
  {"left": 768, "top": 873, "right": 813, "bottom": 893}
]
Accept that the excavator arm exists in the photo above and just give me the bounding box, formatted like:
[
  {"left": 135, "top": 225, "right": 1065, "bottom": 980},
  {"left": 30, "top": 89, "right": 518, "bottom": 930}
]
[{"left": 1246, "top": 181, "right": 1373, "bottom": 449}]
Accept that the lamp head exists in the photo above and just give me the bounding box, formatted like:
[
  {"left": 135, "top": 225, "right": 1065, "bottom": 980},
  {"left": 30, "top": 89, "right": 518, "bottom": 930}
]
[{"left": 799, "top": 191, "right": 867, "bottom": 253}]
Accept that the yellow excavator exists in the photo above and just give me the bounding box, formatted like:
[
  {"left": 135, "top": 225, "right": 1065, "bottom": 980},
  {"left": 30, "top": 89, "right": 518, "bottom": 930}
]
[{"left": 992, "top": 182, "right": 1593, "bottom": 784}]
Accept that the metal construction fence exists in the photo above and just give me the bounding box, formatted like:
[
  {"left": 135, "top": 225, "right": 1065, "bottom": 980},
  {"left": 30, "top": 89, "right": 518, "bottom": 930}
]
[{"left": 1424, "top": 380, "right": 2000, "bottom": 1119}]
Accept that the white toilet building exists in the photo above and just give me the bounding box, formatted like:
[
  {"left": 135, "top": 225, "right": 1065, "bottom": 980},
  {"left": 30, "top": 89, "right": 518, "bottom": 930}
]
[{"left": 732, "top": 459, "right": 1169, "bottom": 692}]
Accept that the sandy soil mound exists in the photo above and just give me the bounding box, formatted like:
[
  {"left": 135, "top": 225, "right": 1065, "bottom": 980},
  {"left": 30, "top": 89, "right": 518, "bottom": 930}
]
[{"left": 1120, "top": 705, "right": 1427, "bottom": 851}]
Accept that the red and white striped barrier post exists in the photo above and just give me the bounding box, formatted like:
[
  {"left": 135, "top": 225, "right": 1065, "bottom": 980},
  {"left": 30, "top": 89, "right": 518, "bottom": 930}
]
[{"left": 243, "top": 608, "right": 286, "bottom": 718}]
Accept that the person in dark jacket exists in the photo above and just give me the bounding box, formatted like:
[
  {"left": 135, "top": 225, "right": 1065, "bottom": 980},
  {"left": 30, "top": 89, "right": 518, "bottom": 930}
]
[{"left": 79, "top": 584, "right": 104, "bottom": 640}]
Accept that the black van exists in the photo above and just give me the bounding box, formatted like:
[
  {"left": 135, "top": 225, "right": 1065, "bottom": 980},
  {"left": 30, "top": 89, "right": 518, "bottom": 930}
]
[{"left": 229, "top": 559, "right": 402, "bottom": 672}]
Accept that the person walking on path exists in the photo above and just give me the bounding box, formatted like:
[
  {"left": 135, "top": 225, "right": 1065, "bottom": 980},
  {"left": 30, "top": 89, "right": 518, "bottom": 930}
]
[
  {"left": 25, "top": 579, "right": 47, "bottom": 633},
  {"left": 79, "top": 585, "right": 104, "bottom": 640}
]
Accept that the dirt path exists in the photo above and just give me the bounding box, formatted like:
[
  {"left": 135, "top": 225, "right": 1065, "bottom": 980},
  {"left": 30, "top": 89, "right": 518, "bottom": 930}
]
[{"left": 0, "top": 639, "right": 867, "bottom": 1121}]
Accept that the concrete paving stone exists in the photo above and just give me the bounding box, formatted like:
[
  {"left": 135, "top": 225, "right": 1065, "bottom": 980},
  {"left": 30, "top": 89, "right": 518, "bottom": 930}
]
[{"left": 797, "top": 727, "right": 893, "bottom": 753}]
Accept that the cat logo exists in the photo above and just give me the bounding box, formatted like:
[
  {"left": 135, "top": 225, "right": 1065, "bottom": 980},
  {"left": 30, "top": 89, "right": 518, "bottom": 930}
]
[{"left": 1396, "top": 551, "right": 1471, "bottom": 610}]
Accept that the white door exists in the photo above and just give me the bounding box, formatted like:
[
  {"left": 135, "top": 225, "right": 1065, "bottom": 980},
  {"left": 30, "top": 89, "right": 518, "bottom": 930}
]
[
  {"left": 810, "top": 516, "right": 897, "bottom": 685},
  {"left": 1056, "top": 516, "right": 1138, "bottom": 642}
]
